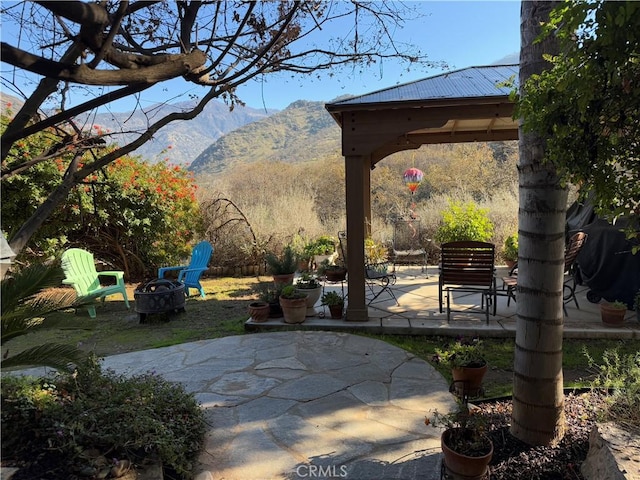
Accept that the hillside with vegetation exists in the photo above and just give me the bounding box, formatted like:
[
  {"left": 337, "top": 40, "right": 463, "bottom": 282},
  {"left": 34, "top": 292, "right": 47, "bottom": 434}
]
[
  {"left": 195, "top": 140, "right": 521, "bottom": 273},
  {"left": 189, "top": 100, "right": 342, "bottom": 174}
]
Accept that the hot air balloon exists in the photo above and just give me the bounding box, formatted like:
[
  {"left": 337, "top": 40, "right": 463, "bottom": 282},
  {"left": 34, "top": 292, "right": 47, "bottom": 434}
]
[{"left": 403, "top": 167, "right": 424, "bottom": 195}]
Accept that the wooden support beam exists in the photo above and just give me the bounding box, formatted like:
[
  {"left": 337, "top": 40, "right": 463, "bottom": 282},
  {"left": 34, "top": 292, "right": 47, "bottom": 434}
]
[
  {"left": 344, "top": 155, "right": 369, "bottom": 322},
  {"left": 340, "top": 102, "right": 515, "bottom": 156}
]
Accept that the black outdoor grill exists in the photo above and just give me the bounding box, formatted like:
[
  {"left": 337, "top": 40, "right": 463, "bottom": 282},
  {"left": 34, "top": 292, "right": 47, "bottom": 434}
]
[{"left": 134, "top": 279, "right": 185, "bottom": 323}]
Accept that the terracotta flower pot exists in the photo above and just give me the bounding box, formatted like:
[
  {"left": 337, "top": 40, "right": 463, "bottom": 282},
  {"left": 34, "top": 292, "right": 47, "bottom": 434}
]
[
  {"left": 328, "top": 304, "right": 344, "bottom": 319},
  {"left": 279, "top": 295, "right": 307, "bottom": 324},
  {"left": 273, "top": 273, "right": 295, "bottom": 288},
  {"left": 441, "top": 428, "right": 493, "bottom": 479},
  {"left": 600, "top": 303, "right": 627, "bottom": 327},
  {"left": 451, "top": 362, "right": 488, "bottom": 398},
  {"left": 248, "top": 301, "right": 270, "bottom": 323}
]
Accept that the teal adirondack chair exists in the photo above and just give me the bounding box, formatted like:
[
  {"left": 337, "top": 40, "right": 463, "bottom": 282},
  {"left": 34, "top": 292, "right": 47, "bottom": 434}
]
[
  {"left": 158, "top": 241, "right": 213, "bottom": 298},
  {"left": 61, "top": 248, "right": 130, "bottom": 318}
]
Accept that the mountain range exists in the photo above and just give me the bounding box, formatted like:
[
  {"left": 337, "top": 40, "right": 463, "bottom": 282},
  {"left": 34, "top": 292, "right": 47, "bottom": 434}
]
[
  {"left": 91, "top": 100, "right": 277, "bottom": 165},
  {"left": 2, "top": 94, "right": 341, "bottom": 169},
  {"left": 3, "top": 53, "right": 519, "bottom": 170},
  {"left": 0, "top": 93, "right": 278, "bottom": 166},
  {"left": 188, "top": 99, "right": 343, "bottom": 174}
]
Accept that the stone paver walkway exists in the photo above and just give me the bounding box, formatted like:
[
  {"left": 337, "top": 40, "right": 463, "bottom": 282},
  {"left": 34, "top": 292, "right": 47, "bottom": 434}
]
[{"left": 100, "top": 330, "right": 455, "bottom": 480}]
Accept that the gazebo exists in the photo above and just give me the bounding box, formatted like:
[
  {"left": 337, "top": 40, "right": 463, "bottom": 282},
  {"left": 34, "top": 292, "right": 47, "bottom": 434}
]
[{"left": 324, "top": 64, "right": 519, "bottom": 321}]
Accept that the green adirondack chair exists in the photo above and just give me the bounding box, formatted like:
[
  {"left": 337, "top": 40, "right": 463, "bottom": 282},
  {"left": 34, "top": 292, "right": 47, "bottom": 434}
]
[
  {"left": 61, "top": 248, "right": 130, "bottom": 318},
  {"left": 158, "top": 241, "right": 213, "bottom": 298}
]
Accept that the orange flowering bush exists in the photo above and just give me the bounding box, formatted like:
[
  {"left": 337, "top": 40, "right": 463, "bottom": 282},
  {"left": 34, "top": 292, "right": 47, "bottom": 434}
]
[{"left": 2, "top": 111, "right": 202, "bottom": 278}]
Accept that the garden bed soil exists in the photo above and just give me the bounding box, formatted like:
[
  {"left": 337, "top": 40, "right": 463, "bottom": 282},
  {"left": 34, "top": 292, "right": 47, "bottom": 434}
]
[{"left": 478, "top": 392, "right": 604, "bottom": 480}]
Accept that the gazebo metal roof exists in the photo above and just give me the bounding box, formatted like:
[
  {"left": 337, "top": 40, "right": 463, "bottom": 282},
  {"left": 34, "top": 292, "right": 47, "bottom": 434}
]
[
  {"left": 329, "top": 64, "right": 519, "bottom": 107},
  {"left": 325, "top": 64, "right": 519, "bottom": 164}
]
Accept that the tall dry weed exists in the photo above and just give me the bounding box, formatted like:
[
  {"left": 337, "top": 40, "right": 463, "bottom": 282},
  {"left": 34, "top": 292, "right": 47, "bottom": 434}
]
[{"left": 196, "top": 145, "right": 525, "bottom": 268}]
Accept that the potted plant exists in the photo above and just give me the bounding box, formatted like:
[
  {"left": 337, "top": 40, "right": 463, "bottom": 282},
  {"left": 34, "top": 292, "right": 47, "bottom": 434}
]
[
  {"left": 305, "top": 235, "right": 337, "bottom": 270},
  {"left": 426, "top": 402, "right": 493, "bottom": 478},
  {"left": 317, "top": 259, "right": 347, "bottom": 282},
  {"left": 248, "top": 301, "right": 270, "bottom": 323},
  {"left": 434, "top": 338, "right": 487, "bottom": 398},
  {"left": 291, "top": 233, "right": 311, "bottom": 272},
  {"left": 600, "top": 300, "right": 628, "bottom": 327},
  {"left": 258, "top": 286, "right": 283, "bottom": 318},
  {"left": 502, "top": 233, "right": 518, "bottom": 269},
  {"left": 295, "top": 273, "right": 322, "bottom": 316},
  {"left": 364, "top": 237, "right": 390, "bottom": 275},
  {"left": 321, "top": 291, "right": 345, "bottom": 319},
  {"left": 279, "top": 284, "right": 308, "bottom": 324},
  {"left": 265, "top": 245, "right": 298, "bottom": 287}
]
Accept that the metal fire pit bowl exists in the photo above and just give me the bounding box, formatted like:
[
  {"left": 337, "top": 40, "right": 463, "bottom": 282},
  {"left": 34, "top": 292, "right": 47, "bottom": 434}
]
[{"left": 134, "top": 279, "right": 185, "bottom": 323}]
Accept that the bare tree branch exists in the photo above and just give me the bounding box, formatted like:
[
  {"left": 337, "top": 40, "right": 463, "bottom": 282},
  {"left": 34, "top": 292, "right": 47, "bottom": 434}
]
[
  {"left": 1, "top": 0, "right": 445, "bottom": 254},
  {"left": 2, "top": 83, "right": 151, "bottom": 145},
  {"left": 87, "top": 0, "right": 129, "bottom": 68},
  {"left": 1, "top": 43, "right": 207, "bottom": 85}
]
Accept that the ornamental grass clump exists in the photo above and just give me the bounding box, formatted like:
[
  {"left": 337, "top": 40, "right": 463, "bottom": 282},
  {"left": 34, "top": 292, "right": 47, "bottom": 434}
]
[
  {"left": 1, "top": 355, "right": 206, "bottom": 478},
  {"left": 585, "top": 347, "right": 640, "bottom": 430}
]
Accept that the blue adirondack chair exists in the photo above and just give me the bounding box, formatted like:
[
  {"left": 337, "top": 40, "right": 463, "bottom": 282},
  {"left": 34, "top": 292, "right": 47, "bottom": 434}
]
[
  {"left": 61, "top": 248, "right": 130, "bottom": 318},
  {"left": 158, "top": 241, "right": 213, "bottom": 298}
]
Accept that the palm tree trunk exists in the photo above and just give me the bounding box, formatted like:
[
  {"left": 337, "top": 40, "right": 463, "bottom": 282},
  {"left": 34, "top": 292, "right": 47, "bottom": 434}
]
[{"left": 511, "top": 0, "right": 566, "bottom": 446}]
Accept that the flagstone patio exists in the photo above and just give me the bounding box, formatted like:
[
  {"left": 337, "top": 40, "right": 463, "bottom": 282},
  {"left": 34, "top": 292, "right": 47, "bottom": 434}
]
[{"left": 246, "top": 266, "right": 640, "bottom": 339}]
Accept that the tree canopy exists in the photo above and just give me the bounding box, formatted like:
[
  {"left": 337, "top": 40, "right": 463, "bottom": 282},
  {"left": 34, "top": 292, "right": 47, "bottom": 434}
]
[
  {"left": 1, "top": 0, "right": 443, "bottom": 253},
  {"left": 519, "top": 0, "right": 640, "bottom": 228}
]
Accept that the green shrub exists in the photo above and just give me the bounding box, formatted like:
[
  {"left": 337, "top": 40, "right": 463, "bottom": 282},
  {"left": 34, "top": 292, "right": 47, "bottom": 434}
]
[
  {"left": 265, "top": 245, "right": 298, "bottom": 274},
  {"left": 502, "top": 233, "right": 519, "bottom": 262},
  {"left": 1, "top": 356, "right": 206, "bottom": 477},
  {"left": 1, "top": 111, "right": 203, "bottom": 278},
  {"left": 304, "top": 235, "right": 336, "bottom": 256},
  {"left": 434, "top": 200, "right": 494, "bottom": 243},
  {"left": 585, "top": 347, "right": 640, "bottom": 429}
]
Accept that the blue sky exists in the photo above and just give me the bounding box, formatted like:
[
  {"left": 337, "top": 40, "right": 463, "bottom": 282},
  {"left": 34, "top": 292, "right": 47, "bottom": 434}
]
[
  {"left": 1, "top": 1, "right": 521, "bottom": 112},
  {"left": 235, "top": 1, "right": 521, "bottom": 110}
]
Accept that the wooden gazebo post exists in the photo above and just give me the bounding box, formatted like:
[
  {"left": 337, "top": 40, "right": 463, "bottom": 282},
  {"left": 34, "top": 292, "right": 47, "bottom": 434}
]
[{"left": 344, "top": 154, "right": 371, "bottom": 321}]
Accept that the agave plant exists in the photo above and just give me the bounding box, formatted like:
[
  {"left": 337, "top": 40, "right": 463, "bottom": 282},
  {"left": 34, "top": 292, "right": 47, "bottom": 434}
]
[{"left": 1, "top": 262, "right": 89, "bottom": 372}]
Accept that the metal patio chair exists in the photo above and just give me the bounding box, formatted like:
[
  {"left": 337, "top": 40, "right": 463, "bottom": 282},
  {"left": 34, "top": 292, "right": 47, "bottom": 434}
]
[
  {"left": 501, "top": 232, "right": 588, "bottom": 314},
  {"left": 391, "top": 218, "right": 428, "bottom": 274},
  {"left": 338, "top": 231, "right": 398, "bottom": 306}
]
